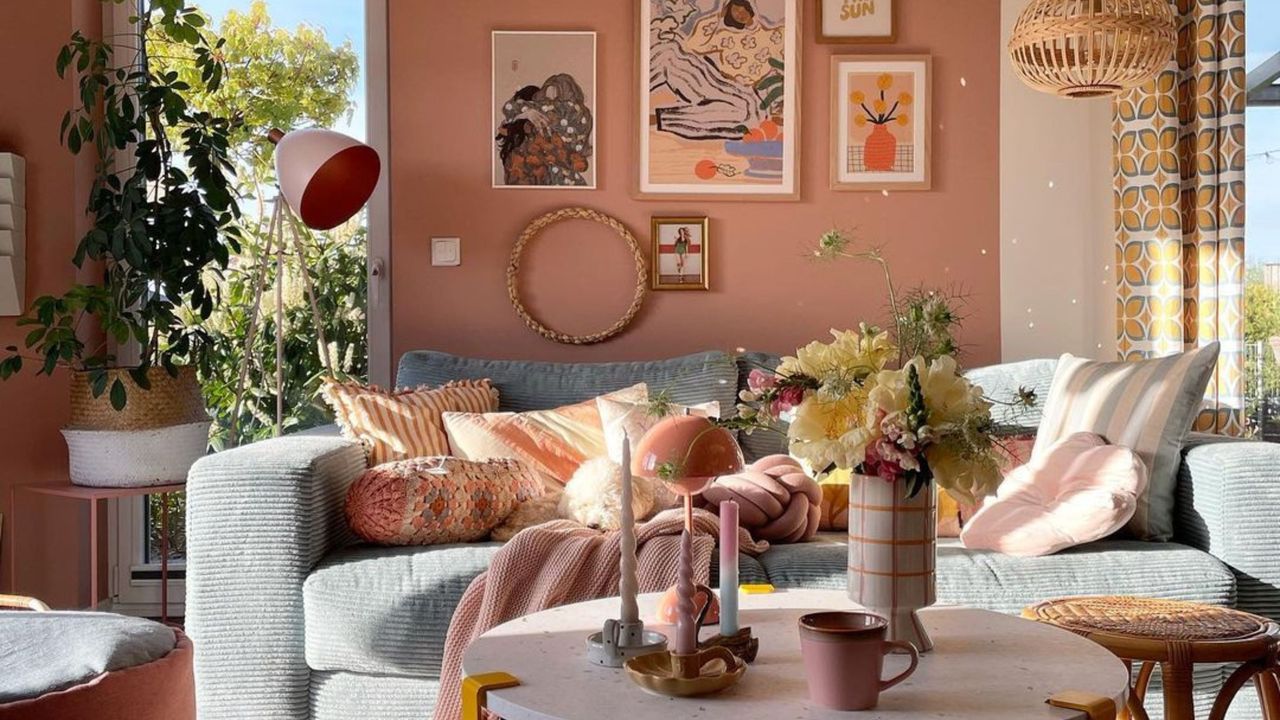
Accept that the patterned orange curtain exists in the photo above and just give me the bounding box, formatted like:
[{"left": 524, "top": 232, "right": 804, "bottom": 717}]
[{"left": 1115, "top": 0, "right": 1246, "bottom": 434}]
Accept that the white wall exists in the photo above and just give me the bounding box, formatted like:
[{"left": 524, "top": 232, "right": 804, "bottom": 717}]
[{"left": 1000, "top": 0, "right": 1116, "bottom": 362}]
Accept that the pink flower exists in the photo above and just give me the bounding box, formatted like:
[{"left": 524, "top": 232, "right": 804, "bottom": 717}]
[
  {"left": 771, "top": 385, "right": 806, "bottom": 416},
  {"left": 747, "top": 369, "right": 778, "bottom": 392}
]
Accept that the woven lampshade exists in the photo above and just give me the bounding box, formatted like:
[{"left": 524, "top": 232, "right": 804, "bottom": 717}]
[{"left": 1009, "top": 0, "right": 1176, "bottom": 99}]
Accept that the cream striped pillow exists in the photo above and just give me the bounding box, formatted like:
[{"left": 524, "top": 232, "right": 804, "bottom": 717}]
[
  {"left": 322, "top": 379, "right": 499, "bottom": 465},
  {"left": 1033, "top": 343, "right": 1219, "bottom": 541}
]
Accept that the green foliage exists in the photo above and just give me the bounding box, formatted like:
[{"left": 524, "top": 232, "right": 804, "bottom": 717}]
[
  {"left": 2, "top": 0, "right": 242, "bottom": 410},
  {"left": 1246, "top": 279, "right": 1280, "bottom": 342},
  {"left": 895, "top": 287, "right": 965, "bottom": 364},
  {"left": 154, "top": 1, "right": 365, "bottom": 447}
]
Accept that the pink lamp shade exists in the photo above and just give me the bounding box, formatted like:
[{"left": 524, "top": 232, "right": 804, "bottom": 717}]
[
  {"left": 270, "top": 128, "right": 381, "bottom": 231},
  {"left": 631, "top": 415, "right": 745, "bottom": 496}
]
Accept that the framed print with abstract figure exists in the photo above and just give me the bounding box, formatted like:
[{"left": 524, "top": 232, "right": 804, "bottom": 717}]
[
  {"left": 492, "top": 31, "right": 597, "bottom": 189},
  {"left": 651, "top": 217, "right": 710, "bottom": 290},
  {"left": 639, "top": 0, "right": 801, "bottom": 200},
  {"left": 816, "top": 0, "right": 895, "bottom": 43},
  {"left": 831, "top": 55, "right": 930, "bottom": 191}
]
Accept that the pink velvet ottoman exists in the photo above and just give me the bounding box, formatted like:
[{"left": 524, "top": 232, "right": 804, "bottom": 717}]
[{"left": 0, "top": 612, "right": 195, "bottom": 720}]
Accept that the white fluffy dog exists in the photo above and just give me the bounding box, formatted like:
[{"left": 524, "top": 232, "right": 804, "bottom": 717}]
[{"left": 559, "top": 457, "right": 656, "bottom": 530}]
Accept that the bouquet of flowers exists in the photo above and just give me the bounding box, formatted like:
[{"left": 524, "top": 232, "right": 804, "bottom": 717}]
[{"left": 730, "top": 230, "right": 1033, "bottom": 503}]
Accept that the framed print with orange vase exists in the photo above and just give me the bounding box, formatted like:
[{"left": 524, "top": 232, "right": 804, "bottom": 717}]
[
  {"left": 830, "top": 55, "right": 931, "bottom": 191},
  {"left": 638, "top": 0, "right": 801, "bottom": 200}
]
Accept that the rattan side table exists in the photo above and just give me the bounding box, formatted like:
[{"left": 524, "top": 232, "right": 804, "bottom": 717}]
[{"left": 1024, "top": 596, "right": 1280, "bottom": 720}]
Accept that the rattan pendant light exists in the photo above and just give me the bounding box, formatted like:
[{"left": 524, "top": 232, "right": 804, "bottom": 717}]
[{"left": 1009, "top": 0, "right": 1176, "bottom": 99}]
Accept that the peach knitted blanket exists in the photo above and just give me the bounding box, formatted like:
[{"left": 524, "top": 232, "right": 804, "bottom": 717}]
[{"left": 431, "top": 508, "right": 767, "bottom": 720}]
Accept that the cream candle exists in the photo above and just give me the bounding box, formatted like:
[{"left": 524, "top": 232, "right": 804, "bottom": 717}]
[
  {"left": 674, "top": 528, "right": 696, "bottom": 654},
  {"left": 719, "top": 500, "right": 739, "bottom": 635},
  {"left": 619, "top": 435, "right": 639, "bottom": 626}
]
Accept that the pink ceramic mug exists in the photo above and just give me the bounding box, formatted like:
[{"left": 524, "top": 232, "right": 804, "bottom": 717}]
[{"left": 798, "top": 611, "right": 920, "bottom": 711}]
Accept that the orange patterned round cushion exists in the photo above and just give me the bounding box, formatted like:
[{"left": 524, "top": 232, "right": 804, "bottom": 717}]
[{"left": 345, "top": 457, "right": 542, "bottom": 545}]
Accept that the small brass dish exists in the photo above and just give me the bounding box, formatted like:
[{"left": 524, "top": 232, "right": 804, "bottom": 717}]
[{"left": 624, "top": 647, "right": 746, "bottom": 697}]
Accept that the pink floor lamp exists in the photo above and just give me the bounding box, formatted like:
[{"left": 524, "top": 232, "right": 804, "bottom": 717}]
[{"left": 227, "top": 128, "right": 380, "bottom": 442}]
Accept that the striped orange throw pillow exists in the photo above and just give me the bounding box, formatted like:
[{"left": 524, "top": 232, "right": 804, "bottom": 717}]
[{"left": 322, "top": 379, "right": 499, "bottom": 465}]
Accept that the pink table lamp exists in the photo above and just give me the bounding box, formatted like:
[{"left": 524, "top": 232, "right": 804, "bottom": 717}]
[{"left": 624, "top": 416, "right": 749, "bottom": 693}]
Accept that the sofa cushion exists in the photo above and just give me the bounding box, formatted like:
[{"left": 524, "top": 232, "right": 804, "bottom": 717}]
[
  {"left": 758, "top": 534, "right": 1235, "bottom": 614},
  {"left": 396, "top": 350, "right": 738, "bottom": 413},
  {"left": 0, "top": 611, "right": 177, "bottom": 703},
  {"left": 304, "top": 542, "right": 770, "bottom": 677}
]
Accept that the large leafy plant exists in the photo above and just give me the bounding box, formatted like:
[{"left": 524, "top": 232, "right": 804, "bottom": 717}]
[{"left": 0, "top": 0, "right": 241, "bottom": 409}]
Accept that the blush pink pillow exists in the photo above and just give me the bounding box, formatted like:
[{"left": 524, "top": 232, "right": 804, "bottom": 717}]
[{"left": 960, "top": 432, "right": 1147, "bottom": 557}]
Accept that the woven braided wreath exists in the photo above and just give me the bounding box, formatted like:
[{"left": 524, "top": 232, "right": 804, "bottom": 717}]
[{"left": 507, "top": 207, "right": 647, "bottom": 345}]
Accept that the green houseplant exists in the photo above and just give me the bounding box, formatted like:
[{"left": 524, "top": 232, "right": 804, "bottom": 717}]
[{"left": 0, "top": 0, "right": 242, "bottom": 485}]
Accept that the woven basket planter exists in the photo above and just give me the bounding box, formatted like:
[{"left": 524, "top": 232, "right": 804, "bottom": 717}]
[
  {"left": 69, "top": 366, "right": 209, "bottom": 431},
  {"left": 63, "top": 421, "right": 212, "bottom": 487},
  {"left": 64, "top": 366, "right": 211, "bottom": 487}
]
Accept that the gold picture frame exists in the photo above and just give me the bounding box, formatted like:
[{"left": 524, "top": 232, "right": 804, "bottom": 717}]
[
  {"left": 816, "top": 0, "right": 896, "bottom": 44},
  {"left": 650, "top": 216, "right": 710, "bottom": 291}
]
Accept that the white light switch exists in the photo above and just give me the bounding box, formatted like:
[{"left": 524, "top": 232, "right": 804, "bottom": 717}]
[{"left": 431, "top": 237, "right": 461, "bottom": 266}]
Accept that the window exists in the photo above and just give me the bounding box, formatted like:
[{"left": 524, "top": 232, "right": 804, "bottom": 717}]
[
  {"left": 1243, "top": 6, "right": 1280, "bottom": 440},
  {"left": 107, "top": 0, "right": 389, "bottom": 616}
]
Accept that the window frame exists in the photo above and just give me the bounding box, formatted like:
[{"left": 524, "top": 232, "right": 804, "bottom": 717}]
[{"left": 107, "top": 0, "right": 392, "bottom": 616}]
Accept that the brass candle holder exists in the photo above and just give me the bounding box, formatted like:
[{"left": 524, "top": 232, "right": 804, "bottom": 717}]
[{"left": 624, "top": 646, "right": 745, "bottom": 697}]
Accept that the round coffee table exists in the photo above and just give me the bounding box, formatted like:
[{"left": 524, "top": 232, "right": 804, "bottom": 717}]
[{"left": 462, "top": 589, "right": 1130, "bottom": 719}]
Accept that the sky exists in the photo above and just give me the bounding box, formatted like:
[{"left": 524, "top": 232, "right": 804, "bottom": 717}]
[
  {"left": 1248, "top": 1, "right": 1280, "bottom": 264},
  {"left": 194, "top": 0, "right": 367, "bottom": 141}
]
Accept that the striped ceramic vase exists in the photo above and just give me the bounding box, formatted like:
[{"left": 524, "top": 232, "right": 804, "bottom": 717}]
[{"left": 847, "top": 474, "right": 937, "bottom": 652}]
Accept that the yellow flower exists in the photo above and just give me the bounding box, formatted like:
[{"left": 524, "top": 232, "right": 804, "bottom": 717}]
[
  {"left": 877, "top": 73, "right": 893, "bottom": 91},
  {"left": 850, "top": 90, "right": 865, "bottom": 104},
  {"left": 854, "top": 115, "right": 867, "bottom": 127},
  {"left": 873, "top": 99, "right": 887, "bottom": 114},
  {"left": 925, "top": 449, "right": 1000, "bottom": 505},
  {"left": 897, "top": 115, "right": 909, "bottom": 126},
  {"left": 898, "top": 91, "right": 913, "bottom": 105},
  {"left": 788, "top": 395, "right": 873, "bottom": 471},
  {"left": 777, "top": 328, "right": 891, "bottom": 383}
]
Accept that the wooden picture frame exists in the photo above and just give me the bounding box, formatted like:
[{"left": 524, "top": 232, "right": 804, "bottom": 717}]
[
  {"left": 492, "top": 31, "right": 598, "bottom": 190},
  {"left": 636, "top": 0, "right": 802, "bottom": 201},
  {"left": 650, "top": 216, "right": 710, "bottom": 290},
  {"left": 816, "top": 0, "right": 896, "bottom": 44},
  {"left": 829, "top": 54, "right": 931, "bottom": 191}
]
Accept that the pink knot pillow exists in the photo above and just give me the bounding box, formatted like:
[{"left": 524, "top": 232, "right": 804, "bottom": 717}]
[
  {"left": 960, "top": 432, "right": 1147, "bottom": 557},
  {"left": 702, "top": 454, "right": 821, "bottom": 543}
]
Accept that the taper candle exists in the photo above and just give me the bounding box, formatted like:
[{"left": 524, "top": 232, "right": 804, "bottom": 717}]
[
  {"left": 619, "top": 434, "right": 639, "bottom": 626},
  {"left": 719, "top": 500, "right": 739, "bottom": 635},
  {"left": 674, "top": 528, "right": 696, "bottom": 654}
]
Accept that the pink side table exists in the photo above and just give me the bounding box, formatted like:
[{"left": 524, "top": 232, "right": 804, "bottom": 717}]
[{"left": 8, "top": 481, "right": 185, "bottom": 623}]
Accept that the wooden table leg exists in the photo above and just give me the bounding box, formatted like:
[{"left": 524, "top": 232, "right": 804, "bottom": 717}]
[
  {"left": 1259, "top": 669, "right": 1280, "bottom": 720},
  {"left": 1160, "top": 661, "right": 1196, "bottom": 720},
  {"left": 1210, "top": 662, "right": 1263, "bottom": 720}
]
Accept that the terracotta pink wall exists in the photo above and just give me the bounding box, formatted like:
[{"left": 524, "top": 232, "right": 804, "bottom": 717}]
[
  {"left": 388, "top": 0, "right": 1001, "bottom": 366},
  {"left": 0, "top": 0, "right": 101, "bottom": 608}
]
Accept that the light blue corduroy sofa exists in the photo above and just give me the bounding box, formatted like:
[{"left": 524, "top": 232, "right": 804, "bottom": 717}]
[{"left": 185, "top": 351, "right": 1280, "bottom": 720}]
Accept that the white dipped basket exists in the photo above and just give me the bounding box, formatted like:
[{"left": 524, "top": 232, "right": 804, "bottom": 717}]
[{"left": 62, "top": 421, "right": 212, "bottom": 487}]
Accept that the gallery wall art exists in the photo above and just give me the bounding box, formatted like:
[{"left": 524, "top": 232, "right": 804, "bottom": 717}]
[
  {"left": 492, "top": 31, "right": 598, "bottom": 189},
  {"left": 816, "top": 0, "right": 895, "bottom": 43},
  {"left": 639, "top": 0, "right": 801, "bottom": 200},
  {"left": 830, "top": 54, "right": 931, "bottom": 190},
  {"left": 651, "top": 216, "right": 710, "bottom": 290}
]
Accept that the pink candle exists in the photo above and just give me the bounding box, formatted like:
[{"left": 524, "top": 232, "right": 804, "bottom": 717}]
[
  {"left": 674, "top": 528, "right": 696, "bottom": 654},
  {"left": 719, "top": 500, "right": 739, "bottom": 635}
]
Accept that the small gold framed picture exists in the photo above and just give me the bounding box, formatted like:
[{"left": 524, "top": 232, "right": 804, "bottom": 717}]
[{"left": 651, "top": 216, "right": 709, "bottom": 291}]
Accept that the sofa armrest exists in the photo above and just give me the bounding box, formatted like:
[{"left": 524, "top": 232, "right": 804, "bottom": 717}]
[
  {"left": 185, "top": 435, "right": 366, "bottom": 720},
  {"left": 1175, "top": 433, "right": 1280, "bottom": 620}
]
